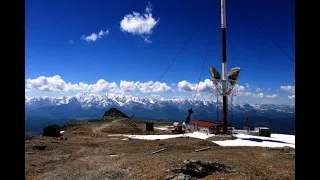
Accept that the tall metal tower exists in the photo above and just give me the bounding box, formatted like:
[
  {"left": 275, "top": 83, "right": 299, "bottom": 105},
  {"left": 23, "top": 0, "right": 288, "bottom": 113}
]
[{"left": 209, "top": 0, "right": 241, "bottom": 134}]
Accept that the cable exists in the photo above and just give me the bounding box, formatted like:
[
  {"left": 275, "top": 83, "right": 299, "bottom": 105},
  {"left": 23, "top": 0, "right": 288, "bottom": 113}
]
[
  {"left": 131, "top": 25, "right": 202, "bottom": 117},
  {"left": 234, "top": 3, "right": 295, "bottom": 64},
  {"left": 255, "top": 25, "right": 295, "bottom": 63},
  {"left": 187, "top": 44, "right": 209, "bottom": 121},
  {"left": 192, "top": 45, "right": 209, "bottom": 101}
]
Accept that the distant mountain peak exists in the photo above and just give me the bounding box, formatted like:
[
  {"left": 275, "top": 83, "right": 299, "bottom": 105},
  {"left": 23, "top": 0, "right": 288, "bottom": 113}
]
[
  {"left": 25, "top": 93, "right": 295, "bottom": 121},
  {"left": 103, "top": 108, "right": 129, "bottom": 118}
]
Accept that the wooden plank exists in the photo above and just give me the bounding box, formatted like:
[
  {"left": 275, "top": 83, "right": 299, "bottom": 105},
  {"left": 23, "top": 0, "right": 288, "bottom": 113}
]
[
  {"left": 195, "top": 147, "right": 211, "bottom": 152},
  {"left": 151, "top": 148, "right": 166, "bottom": 155}
]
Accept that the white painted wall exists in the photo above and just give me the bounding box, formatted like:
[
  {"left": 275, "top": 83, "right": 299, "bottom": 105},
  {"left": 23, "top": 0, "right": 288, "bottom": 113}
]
[{"left": 185, "top": 124, "right": 211, "bottom": 135}]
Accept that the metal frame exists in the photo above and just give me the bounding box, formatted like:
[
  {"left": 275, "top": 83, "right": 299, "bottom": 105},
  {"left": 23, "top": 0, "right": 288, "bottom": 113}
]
[{"left": 211, "top": 79, "right": 239, "bottom": 96}]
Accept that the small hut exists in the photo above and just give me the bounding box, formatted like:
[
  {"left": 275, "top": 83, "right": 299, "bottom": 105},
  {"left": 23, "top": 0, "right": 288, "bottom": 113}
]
[
  {"left": 145, "top": 122, "right": 154, "bottom": 131},
  {"left": 43, "top": 124, "right": 62, "bottom": 137},
  {"left": 254, "top": 127, "right": 271, "bottom": 137}
]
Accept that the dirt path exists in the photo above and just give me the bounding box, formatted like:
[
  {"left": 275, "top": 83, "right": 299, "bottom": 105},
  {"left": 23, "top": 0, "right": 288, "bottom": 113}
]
[{"left": 92, "top": 119, "right": 124, "bottom": 137}]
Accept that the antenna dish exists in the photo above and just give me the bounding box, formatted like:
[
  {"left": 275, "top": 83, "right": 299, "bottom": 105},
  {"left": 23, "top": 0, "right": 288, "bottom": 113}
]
[
  {"left": 209, "top": 66, "right": 221, "bottom": 80},
  {"left": 227, "top": 67, "right": 241, "bottom": 86}
]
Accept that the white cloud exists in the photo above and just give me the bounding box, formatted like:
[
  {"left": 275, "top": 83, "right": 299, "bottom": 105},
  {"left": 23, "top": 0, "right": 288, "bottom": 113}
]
[
  {"left": 234, "top": 84, "right": 245, "bottom": 92},
  {"left": 288, "top": 95, "right": 295, "bottom": 99},
  {"left": 137, "top": 81, "right": 172, "bottom": 93},
  {"left": 280, "top": 85, "right": 295, "bottom": 99},
  {"left": 267, "top": 88, "right": 271, "bottom": 91},
  {"left": 280, "top": 85, "right": 295, "bottom": 94},
  {"left": 177, "top": 79, "right": 214, "bottom": 93},
  {"left": 98, "top": 30, "right": 109, "bottom": 36},
  {"left": 256, "top": 88, "right": 263, "bottom": 92},
  {"left": 265, "top": 94, "right": 279, "bottom": 99},
  {"left": 177, "top": 79, "right": 277, "bottom": 99},
  {"left": 120, "top": 80, "right": 139, "bottom": 92},
  {"left": 25, "top": 75, "right": 281, "bottom": 99},
  {"left": 25, "top": 75, "right": 172, "bottom": 94},
  {"left": 240, "top": 92, "right": 278, "bottom": 99},
  {"left": 26, "top": 75, "right": 69, "bottom": 92},
  {"left": 120, "top": 2, "right": 159, "bottom": 43},
  {"left": 25, "top": 75, "right": 119, "bottom": 93},
  {"left": 69, "top": 40, "right": 74, "bottom": 44},
  {"left": 80, "top": 29, "right": 109, "bottom": 42},
  {"left": 86, "top": 79, "right": 118, "bottom": 93},
  {"left": 120, "top": 80, "right": 172, "bottom": 93},
  {"left": 144, "top": 36, "right": 152, "bottom": 43}
]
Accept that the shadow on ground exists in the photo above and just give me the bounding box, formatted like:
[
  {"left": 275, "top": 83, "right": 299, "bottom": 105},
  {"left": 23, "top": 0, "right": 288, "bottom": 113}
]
[{"left": 239, "top": 138, "right": 293, "bottom": 145}]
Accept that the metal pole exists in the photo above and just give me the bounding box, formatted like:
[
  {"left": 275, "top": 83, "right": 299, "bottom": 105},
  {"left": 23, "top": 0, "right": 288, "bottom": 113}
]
[
  {"left": 221, "top": 0, "right": 228, "bottom": 134},
  {"left": 216, "top": 92, "right": 219, "bottom": 122}
]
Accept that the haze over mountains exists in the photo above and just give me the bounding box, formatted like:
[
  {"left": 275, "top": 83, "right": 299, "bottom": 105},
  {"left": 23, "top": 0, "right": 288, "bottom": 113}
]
[{"left": 25, "top": 93, "right": 295, "bottom": 134}]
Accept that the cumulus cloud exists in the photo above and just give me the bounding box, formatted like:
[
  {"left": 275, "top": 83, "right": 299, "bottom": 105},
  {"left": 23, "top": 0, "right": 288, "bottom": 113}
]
[
  {"left": 137, "top": 81, "right": 172, "bottom": 93},
  {"left": 25, "top": 75, "right": 119, "bottom": 93},
  {"left": 119, "top": 80, "right": 139, "bottom": 92},
  {"left": 80, "top": 29, "right": 109, "bottom": 42},
  {"left": 86, "top": 79, "right": 119, "bottom": 93},
  {"left": 265, "top": 94, "right": 279, "bottom": 99},
  {"left": 288, "top": 95, "right": 295, "bottom": 99},
  {"left": 176, "top": 79, "right": 277, "bottom": 99},
  {"left": 177, "top": 79, "right": 214, "bottom": 93},
  {"left": 120, "top": 2, "right": 159, "bottom": 43},
  {"left": 280, "top": 85, "right": 295, "bottom": 94},
  {"left": 25, "top": 75, "right": 172, "bottom": 94},
  {"left": 256, "top": 88, "right": 263, "bottom": 92},
  {"left": 120, "top": 80, "right": 172, "bottom": 93},
  {"left": 240, "top": 92, "right": 278, "bottom": 99},
  {"left": 280, "top": 85, "right": 295, "bottom": 99},
  {"left": 25, "top": 75, "right": 281, "bottom": 99}
]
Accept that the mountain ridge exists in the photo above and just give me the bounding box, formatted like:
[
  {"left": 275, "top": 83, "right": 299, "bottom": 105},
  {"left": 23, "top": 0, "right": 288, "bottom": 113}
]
[
  {"left": 25, "top": 93, "right": 295, "bottom": 134},
  {"left": 25, "top": 93, "right": 295, "bottom": 120}
]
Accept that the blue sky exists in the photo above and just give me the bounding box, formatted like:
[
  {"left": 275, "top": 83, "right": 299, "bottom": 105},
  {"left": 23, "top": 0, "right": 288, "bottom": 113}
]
[{"left": 25, "top": 0, "right": 295, "bottom": 104}]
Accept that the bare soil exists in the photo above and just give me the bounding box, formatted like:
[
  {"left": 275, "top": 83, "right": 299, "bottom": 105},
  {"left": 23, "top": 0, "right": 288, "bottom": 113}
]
[{"left": 25, "top": 118, "right": 295, "bottom": 180}]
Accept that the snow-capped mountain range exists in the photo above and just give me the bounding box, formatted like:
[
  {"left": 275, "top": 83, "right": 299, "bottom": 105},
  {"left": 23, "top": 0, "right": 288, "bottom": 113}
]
[{"left": 25, "top": 93, "right": 295, "bottom": 120}]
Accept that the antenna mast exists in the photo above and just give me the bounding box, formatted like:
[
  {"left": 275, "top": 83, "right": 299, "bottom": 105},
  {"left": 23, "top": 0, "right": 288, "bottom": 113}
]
[
  {"left": 209, "top": 0, "right": 241, "bottom": 134},
  {"left": 221, "top": 0, "right": 228, "bottom": 133}
]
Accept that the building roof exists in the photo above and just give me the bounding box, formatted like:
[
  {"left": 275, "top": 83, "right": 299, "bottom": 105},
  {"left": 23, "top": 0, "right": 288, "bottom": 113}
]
[
  {"left": 45, "top": 124, "right": 61, "bottom": 129},
  {"left": 189, "top": 120, "right": 221, "bottom": 128}
]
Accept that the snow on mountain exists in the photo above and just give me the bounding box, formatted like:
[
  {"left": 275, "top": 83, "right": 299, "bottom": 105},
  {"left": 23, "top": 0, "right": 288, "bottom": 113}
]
[
  {"left": 25, "top": 93, "right": 295, "bottom": 114},
  {"left": 25, "top": 93, "right": 295, "bottom": 135}
]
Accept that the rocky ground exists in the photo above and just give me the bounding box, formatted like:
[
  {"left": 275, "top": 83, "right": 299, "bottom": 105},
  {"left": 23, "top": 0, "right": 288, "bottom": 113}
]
[{"left": 25, "top": 118, "right": 295, "bottom": 180}]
